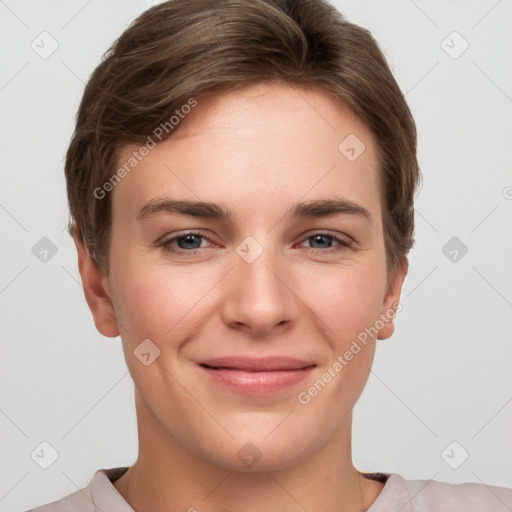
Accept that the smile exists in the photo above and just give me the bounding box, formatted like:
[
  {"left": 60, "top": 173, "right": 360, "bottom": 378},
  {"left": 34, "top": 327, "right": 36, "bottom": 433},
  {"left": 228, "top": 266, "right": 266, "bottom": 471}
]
[{"left": 197, "top": 356, "right": 316, "bottom": 395}]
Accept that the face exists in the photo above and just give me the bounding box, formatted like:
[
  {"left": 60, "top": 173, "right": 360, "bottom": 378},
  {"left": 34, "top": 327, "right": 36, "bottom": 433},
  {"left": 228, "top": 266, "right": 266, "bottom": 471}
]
[{"left": 80, "top": 81, "right": 405, "bottom": 472}]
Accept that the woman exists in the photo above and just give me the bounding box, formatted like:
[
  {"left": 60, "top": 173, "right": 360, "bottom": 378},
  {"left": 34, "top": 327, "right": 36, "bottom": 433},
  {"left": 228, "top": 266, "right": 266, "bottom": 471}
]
[{"left": 28, "top": 0, "right": 512, "bottom": 510}]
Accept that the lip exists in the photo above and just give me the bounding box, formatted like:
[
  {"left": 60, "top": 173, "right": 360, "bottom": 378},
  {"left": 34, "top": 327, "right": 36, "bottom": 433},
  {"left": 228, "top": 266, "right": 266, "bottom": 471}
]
[{"left": 197, "top": 356, "right": 316, "bottom": 395}]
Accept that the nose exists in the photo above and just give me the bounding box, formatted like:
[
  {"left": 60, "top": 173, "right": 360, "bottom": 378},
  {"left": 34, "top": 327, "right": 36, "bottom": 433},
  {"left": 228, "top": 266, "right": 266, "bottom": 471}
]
[{"left": 220, "top": 240, "right": 296, "bottom": 338}]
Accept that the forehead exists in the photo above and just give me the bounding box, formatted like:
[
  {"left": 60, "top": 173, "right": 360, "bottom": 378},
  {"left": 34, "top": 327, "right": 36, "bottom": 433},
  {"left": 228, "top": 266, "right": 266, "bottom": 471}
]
[{"left": 113, "top": 81, "right": 381, "bottom": 222}]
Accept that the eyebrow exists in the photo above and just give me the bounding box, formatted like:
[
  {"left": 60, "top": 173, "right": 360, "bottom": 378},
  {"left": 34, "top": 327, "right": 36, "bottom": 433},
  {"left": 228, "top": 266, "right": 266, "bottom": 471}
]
[{"left": 136, "top": 197, "right": 372, "bottom": 224}]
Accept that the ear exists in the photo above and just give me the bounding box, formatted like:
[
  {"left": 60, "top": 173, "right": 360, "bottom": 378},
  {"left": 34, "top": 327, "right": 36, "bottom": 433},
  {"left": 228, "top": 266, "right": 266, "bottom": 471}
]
[
  {"left": 377, "top": 261, "right": 408, "bottom": 340},
  {"left": 72, "top": 226, "right": 120, "bottom": 338}
]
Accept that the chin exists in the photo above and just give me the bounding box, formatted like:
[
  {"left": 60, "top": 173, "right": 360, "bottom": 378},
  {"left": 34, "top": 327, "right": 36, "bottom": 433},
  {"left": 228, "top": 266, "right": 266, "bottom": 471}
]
[{"left": 194, "top": 425, "right": 326, "bottom": 473}]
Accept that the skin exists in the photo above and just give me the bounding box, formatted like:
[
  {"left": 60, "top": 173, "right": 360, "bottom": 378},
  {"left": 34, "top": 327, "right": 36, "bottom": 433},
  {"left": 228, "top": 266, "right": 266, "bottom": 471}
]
[{"left": 74, "top": 80, "right": 407, "bottom": 512}]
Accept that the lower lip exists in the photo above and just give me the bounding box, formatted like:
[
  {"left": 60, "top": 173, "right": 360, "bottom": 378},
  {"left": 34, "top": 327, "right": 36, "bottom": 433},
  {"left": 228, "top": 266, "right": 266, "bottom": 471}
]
[{"left": 199, "top": 366, "right": 315, "bottom": 395}]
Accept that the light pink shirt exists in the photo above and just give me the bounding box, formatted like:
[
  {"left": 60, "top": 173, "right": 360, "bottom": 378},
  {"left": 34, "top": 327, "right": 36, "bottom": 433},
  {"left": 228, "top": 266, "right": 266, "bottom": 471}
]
[{"left": 26, "top": 467, "right": 512, "bottom": 511}]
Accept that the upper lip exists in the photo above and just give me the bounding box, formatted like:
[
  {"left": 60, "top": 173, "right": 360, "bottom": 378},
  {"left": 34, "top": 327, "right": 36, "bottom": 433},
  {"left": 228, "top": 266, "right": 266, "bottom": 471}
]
[{"left": 198, "top": 356, "right": 316, "bottom": 372}]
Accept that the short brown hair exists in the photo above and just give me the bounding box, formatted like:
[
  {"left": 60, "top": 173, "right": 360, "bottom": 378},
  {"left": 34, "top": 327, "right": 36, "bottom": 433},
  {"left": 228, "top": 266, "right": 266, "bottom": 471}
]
[{"left": 66, "top": 0, "right": 421, "bottom": 278}]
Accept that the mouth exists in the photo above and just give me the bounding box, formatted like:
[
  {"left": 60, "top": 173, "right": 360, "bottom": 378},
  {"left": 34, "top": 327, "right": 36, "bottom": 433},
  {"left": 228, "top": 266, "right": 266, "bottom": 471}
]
[{"left": 197, "top": 356, "right": 316, "bottom": 395}]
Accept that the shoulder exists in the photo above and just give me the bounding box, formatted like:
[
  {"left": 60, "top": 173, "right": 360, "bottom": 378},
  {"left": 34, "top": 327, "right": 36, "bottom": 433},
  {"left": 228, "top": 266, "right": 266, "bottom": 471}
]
[
  {"left": 375, "top": 473, "right": 512, "bottom": 512},
  {"left": 411, "top": 477, "right": 512, "bottom": 511},
  {"left": 25, "top": 467, "right": 131, "bottom": 512},
  {"left": 26, "top": 491, "right": 92, "bottom": 512}
]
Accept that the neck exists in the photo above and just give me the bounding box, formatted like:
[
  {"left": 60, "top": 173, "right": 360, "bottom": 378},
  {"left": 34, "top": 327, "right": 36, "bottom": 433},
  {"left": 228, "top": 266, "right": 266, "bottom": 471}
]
[{"left": 113, "top": 389, "right": 384, "bottom": 512}]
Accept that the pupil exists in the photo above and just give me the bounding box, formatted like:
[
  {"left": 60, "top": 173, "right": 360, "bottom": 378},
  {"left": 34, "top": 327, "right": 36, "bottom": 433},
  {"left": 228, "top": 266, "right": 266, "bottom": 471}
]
[
  {"left": 313, "top": 235, "right": 330, "bottom": 248},
  {"left": 179, "top": 234, "right": 201, "bottom": 249}
]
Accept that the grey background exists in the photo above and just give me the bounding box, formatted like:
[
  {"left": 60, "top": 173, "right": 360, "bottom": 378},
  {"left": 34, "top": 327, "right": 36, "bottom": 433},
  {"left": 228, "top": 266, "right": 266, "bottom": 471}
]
[{"left": 1, "top": 0, "right": 511, "bottom": 510}]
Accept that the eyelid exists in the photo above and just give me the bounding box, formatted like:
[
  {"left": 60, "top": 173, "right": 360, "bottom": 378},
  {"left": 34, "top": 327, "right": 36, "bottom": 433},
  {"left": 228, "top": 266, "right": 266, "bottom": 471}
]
[
  {"left": 300, "top": 229, "right": 354, "bottom": 244},
  {"left": 296, "top": 231, "right": 354, "bottom": 253},
  {"left": 160, "top": 230, "right": 216, "bottom": 247}
]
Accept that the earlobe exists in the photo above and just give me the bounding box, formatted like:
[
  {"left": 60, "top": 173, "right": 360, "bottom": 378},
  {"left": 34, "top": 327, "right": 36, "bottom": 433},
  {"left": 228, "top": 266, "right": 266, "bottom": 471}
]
[
  {"left": 72, "top": 227, "right": 120, "bottom": 338},
  {"left": 377, "top": 261, "right": 408, "bottom": 340}
]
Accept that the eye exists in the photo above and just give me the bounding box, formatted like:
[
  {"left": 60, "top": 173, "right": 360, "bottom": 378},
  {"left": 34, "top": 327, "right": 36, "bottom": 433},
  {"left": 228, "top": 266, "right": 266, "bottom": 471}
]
[
  {"left": 159, "top": 231, "right": 353, "bottom": 256},
  {"left": 299, "top": 232, "right": 353, "bottom": 253},
  {"left": 160, "top": 231, "right": 213, "bottom": 254}
]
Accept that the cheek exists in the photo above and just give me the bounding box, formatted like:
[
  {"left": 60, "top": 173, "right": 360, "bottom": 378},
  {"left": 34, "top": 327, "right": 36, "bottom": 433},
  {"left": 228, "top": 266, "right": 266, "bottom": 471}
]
[
  {"left": 300, "top": 261, "right": 386, "bottom": 345},
  {"left": 110, "top": 257, "right": 221, "bottom": 346},
  {"left": 294, "top": 266, "right": 385, "bottom": 413}
]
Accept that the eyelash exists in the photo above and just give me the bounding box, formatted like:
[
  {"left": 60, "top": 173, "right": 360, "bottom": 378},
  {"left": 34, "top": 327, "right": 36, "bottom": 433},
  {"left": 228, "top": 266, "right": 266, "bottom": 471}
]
[{"left": 160, "top": 231, "right": 353, "bottom": 255}]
